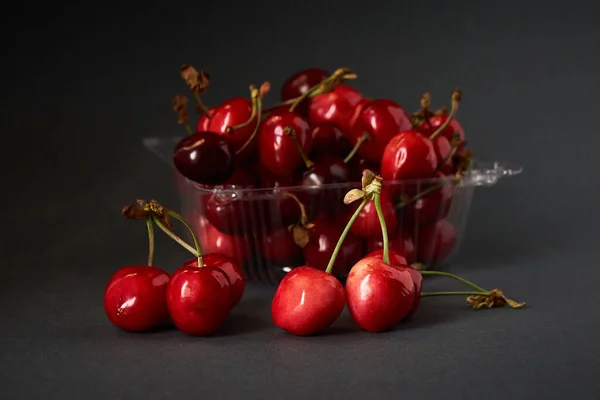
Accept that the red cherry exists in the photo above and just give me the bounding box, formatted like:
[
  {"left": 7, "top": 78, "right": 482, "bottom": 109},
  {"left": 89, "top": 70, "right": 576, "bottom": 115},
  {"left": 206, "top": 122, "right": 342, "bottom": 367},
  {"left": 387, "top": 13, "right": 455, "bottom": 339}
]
[
  {"left": 258, "top": 110, "right": 312, "bottom": 177},
  {"left": 222, "top": 168, "right": 258, "bottom": 188},
  {"left": 281, "top": 68, "right": 329, "bottom": 101},
  {"left": 418, "top": 114, "right": 466, "bottom": 150},
  {"left": 103, "top": 265, "right": 170, "bottom": 332},
  {"left": 364, "top": 248, "right": 407, "bottom": 266},
  {"left": 416, "top": 219, "right": 457, "bottom": 265},
  {"left": 253, "top": 162, "right": 295, "bottom": 188},
  {"left": 401, "top": 173, "right": 454, "bottom": 226},
  {"left": 207, "top": 97, "right": 257, "bottom": 163},
  {"left": 308, "top": 85, "right": 363, "bottom": 134},
  {"left": 348, "top": 157, "right": 380, "bottom": 182},
  {"left": 271, "top": 266, "right": 346, "bottom": 336},
  {"left": 260, "top": 228, "right": 302, "bottom": 264},
  {"left": 429, "top": 135, "right": 454, "bottom": 175},
  {"left": 348, "top": 99, "right": 413, "bottom": 163},
  {"left": 365, "top": 250, "right": 423, "bottom": 316},
  {"left": 167, "top": 264, "right": 232, "bottom": 336},
  {"left": 346, "top": 189, "right": 398, "bottom": 239},
  {"left": 196, "top": 215, "right": 252, "bottom": 267},
  {"left": 345, "top": 256, "right": 415, "bottom": 332},
  {"left": 303, "top": 217, "right": 364, "bottom": 276},
  {"left": 366, "top": 228, "right": 415, "bottom": 264},
  {"left": 196, "top": 108, "right": 216, "bottom": 132},
  {"left": 309, "top": 122, "right": 352, "bottom": 158},
  {"left": 182, "top": 253, "right": 245, "bottom": 308},
  {"left": 381, "top": 130, "right": 438, "bottom": 183},
  {"left": 173, "top": 131, "right": 235, "bottom": 186}
]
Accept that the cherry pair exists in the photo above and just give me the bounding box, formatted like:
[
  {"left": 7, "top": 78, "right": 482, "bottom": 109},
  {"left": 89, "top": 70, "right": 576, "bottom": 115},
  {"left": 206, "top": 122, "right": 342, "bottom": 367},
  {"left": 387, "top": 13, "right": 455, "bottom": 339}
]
[{"left": 104, "top": 200, "right": 245, "bottom": 336}]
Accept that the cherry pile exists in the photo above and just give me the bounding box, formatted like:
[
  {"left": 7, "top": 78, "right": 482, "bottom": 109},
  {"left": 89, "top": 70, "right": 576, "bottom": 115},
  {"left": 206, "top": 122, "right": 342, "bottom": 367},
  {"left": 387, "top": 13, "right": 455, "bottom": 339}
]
[
  {"left": 104, "top": 176, "right": 525, "bottom": 337},
  {"left": 170, "top": 65, "right": 475, "bottom": 277}
]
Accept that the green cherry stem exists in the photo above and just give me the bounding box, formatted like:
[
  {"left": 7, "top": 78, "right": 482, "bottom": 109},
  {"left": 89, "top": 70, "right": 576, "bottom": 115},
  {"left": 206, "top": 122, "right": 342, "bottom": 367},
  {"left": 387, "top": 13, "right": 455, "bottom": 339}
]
[
  {"left": 235, "top": 84, "right": 268, "bottom": 155},
  {"left": 373, "top": 192, "right": 390, "bottom": 264},
  {"left": 166, "top": 210, "right": 203, "bottom": 267},
  {"left": 152, "top": 216, "right": 197, "bottom": 256},
  {"left": 396, "top": 177, "right": 457, "bottom": 209},
  {"left": 325, "top": 197, "right": 369, "bottom": 274},
  {"left": 420, "top": 270, "right": 487, "bottom": 293},
  {"left": 421, "top": 291, "right": 487, "bottom": 298},
  {"left": 429, "top": 89, "right": 462, "bottom": 141},
  {"left": 146, "top": 218, "right": 155, "bottom": 266},
  {"left": 289, "top": 68, "right": 357, "bottom": 113},
  {"left": 343, "top": 132, "right": 370, "bottom": 164}
]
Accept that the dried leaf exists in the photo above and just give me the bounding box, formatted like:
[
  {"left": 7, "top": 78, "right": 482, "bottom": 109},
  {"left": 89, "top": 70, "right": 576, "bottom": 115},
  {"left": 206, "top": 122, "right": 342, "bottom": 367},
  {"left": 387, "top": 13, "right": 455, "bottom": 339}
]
[
  {"left": 172, "top": 95, "right": 189, "bottom": 125},
  {"left": 361, "top": 170, "right": 375, "bottom": 189},
  {"left": 259, "top": 82, "right": 271, "bottom": 98},
  {"left": 466, "top": 288, "right": 525, "bottom": 310},
  {"left": 179, "top": 64, "right": 210, "bottom": 93},
  {"left": 122, "top": 203, "right": 149, "bottom": 220},
  {"left": 291, "top": 225, "right": 310, "bottom": 248},
  {"left": 344, "top": 189, "right": 365, "bottom": 204}
]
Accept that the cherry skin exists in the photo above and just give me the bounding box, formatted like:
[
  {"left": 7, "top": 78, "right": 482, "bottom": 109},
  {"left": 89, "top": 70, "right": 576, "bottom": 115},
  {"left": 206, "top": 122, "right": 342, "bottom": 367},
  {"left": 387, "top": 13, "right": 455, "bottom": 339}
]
[
  {"left": 167, "top": 264, "right": 232, "bottom": 336},
  {"left": 260, "top": 228, "right": 302, "bottom": 264},
  {"left": 309, "top": 122, "right": 352, "bottom": 158},
  {"left": 173, "top": 131, "right": 235, "bottom": 186},
  {"left": 366, "top": 227, "right": 416, "bottom": 264},
  {"left": 346, "top": 190, "right": 398, "bottom": 239},
  {"left": 401, "top": 172, "right": 454, "bottom": 226},
  {"left": 303, "top": 216, "right": 364, "bottom": 276},
  {"left": 348, "top": 157, "right": 380, "bottom": 182},
  {"left": 418, "top": 114, "right": 466, "bottom": 150},
  {"left": 308, "top": 85, "right": 364, "bottom": 135},
  {"left": 430, "top": 135, "right": 454, "bottom": 175},
  {"left": 258, "top": 109, "right": 313, "bottom": 177},
  {"left": 345, "top": 256, "right": 415, "bottom": 332},
  {"left": 222, "top": 168, "right": 257, "bottom": 188},
  {"left": 366, "top": 250, "right": 423, "bottom": 316},
  {"left": 196, "top": 215, "right": 252, "bottom": 267},
  {"left": 271, "top": 266, "right": 346, "bottom": 336},
  {"left": 103, "top": 265, "right": 170, "bottom": 332},
  {"left": 381, "top": 130, "right": 438, "bottom": 183},
  {"left": 281, "top": 68, "right": 329, "bottom": 101},
  {"left": 253, "top": 162, "right": 295, "bottom": 188},
  {"left": 207, "top": 97, "right": 257, "bottom": 163},
  {"left": 416, "top": 218, "right": 457, "bottom": 265},
  {"left": 348, "top": 99, "right": 413, "bottom": 163},
  {"left": 196, "top": 108, "right": 216, "bottom": 132},
  {"left": 182, "top": 253, "right": 245, "bottom": 308}
]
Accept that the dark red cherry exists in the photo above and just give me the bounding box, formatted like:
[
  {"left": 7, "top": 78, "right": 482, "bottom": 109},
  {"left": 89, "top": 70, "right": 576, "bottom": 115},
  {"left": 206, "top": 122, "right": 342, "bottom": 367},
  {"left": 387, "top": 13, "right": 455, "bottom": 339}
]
[
  {"left": 416, "top": 218, "right": 457, "bottom": 265},
  {"left": 303, "top": 216, "right": 364, "bottom": 276},
  {"left": 366, "top": 227, "right": 416, "bottom": 264},
  {"left": 281, "top": 68, "right": 329, "bottom": 101},
  {"left": 208, "top": 97, "right": 257, "bottom": 164},
  {"left": 309, "top": 122, "right": 352, "bottom": 158},
  {"left": 258, "top": 110, "right": 312, "bottom": 177},
  {"left": 253, "top": 162, "right": 295, "bottom": 188},
  {"left": 222, "top": 168, "right": 257, "bottom": 188},
  {"left": 348, "top": 99, "right": 413, "bottom": 163},
  {"left": 182, "top": 253, "right": 245, "bottom": 308},
  {"left": 196, "top": 108, "right": 216, "bottom": 132},
  {"left": 348, "top": 157, "right": 380, "bottom": 182},
  {"left": 173, "top": 131, "right": 235, "bottom": 186},
  {"left": 104, "top": 265, "right": 170, "bottom": 332},
  {"left": 308, "top": 85, "right": 363, "bottom": 135},
  {"left": 418, "top": 114, "right": 466, "bottom": 150},
  {"left": 260, "top": 228, "right": 302, "bottom": 263},
  {"left": 346, "top": 189, "right": 398, "bottom": 239},
  {"left": 401, "top": 173, "right": 454, "bottom": 226}
]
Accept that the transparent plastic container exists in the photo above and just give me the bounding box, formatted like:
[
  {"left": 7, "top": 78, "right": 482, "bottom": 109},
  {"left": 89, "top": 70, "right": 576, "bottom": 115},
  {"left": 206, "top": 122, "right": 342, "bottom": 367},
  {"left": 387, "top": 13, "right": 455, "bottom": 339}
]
[{"left": 144, "top": 136, "right": 522, "bottom": 285}]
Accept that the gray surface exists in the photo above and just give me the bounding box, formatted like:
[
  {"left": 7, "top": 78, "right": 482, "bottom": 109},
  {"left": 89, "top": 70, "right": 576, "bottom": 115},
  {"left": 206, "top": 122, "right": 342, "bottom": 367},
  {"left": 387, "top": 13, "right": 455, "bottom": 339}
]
[{"left": 2, "top": 1, "right": 600, "bottom": 399}]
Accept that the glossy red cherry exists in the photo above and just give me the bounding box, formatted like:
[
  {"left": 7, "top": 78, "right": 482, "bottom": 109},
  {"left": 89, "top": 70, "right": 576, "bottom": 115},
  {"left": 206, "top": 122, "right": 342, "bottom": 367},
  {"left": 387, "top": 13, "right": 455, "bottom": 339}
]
[
  {"left": 207, "top": 98, "right": 257, "bottom": 162},
  {"left": 401, "top": 173, "right": 454, "bottom": 226},
  {"left": 173, "top": 131, "right": 235, "bottom": 186},
  {"left": 196, "top": 108, "right": 216, "bottom": 132},
  {"left": 366, "top": 250, "right": 423, "bottom": 316},
  {"left": 271, "top": 266, "right": 346, "bottom": 336},
  {"left": 182, "top": 253, "right": 245, "bottom": 308},
  {"left": 309, "top": 122, "right": 352, "bottom": 158},
  {"left": 418, "top": 114, "right": 466, "bottom": 150},
  {"left": 167, "top": 264, "right": 232, "bottom": 336},
  {"left": 103, "top": 265, "right": 170, "bottom": 332},
  {"left": 258, "top": 110, "right": 312, "bottom": 177},
  {"left": 260, "top": 228, "right": 302, "bottom": 264},
  {"left": 366, "top": 227, "right": 416, "bottom": 264},
  {"left": 346, "top": 189, "right": 398, "bottom": 239},
  {"left": 308, "top": 85, "right": 363, "bottom": 134},
  {"left": 281, "top": 68, "right": 329, "bottom": 101},
  {"left": 303, "top": 216, "right": 364, "bottom": 276},
  {"left": 416, "top": 218, "right": 457, "bottom": 265},
  {"left": 348, "top": 99, "right": 413, "bottom": 163},
  {"left": 345, "top": 256, "right": 415, "bottom": 332},
  {"left": 381, "top": 130, "right": 438, "bottom": 183},
  {"left": 196, "top": 215, "right": 252, "bottom": 267}
]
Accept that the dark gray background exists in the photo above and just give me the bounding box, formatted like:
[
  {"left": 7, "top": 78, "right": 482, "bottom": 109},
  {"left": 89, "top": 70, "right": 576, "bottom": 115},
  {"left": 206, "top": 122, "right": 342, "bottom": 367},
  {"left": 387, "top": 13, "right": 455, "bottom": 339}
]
[{"left": 2, "top": 0, "right": 599, "bottom": 398}]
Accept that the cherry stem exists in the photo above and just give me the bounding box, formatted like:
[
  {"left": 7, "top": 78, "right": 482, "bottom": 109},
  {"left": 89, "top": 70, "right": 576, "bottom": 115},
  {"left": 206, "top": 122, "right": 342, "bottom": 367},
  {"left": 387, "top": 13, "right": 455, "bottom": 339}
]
[
  {"left": 420, "top": 270, "right": 487, "bottom": 293},
  {"left": 194, "top": 92, "right": 211, "bottom": 120},
  {"left": 165, "top": 210, "right": 203, "bottom": 267},
  {"left": 434, "top": 132, "right": 462, "bottom": 173},
  {"left": 325, "top": 197, "right": 369, "bottom": 274},
  {"left": 146, "top": 218, "right": 155, "bottom": 266},
  {"left": 421, "top": 291, "right": 488, "bottom": 297},
  {"left": 373, "top": 192, "right": 390, "bottom": 264},
  {"left": 151, "top": 216, "right": 198, "bottom": 257},
  {"left": 289, "top": 68, "right": 356, "bottom": 113},
  {"left": 283, "top": 192, "right": 309, "bottom": 225},
  {"left": 396, "top": 177, "right": 459, "bottom": 209},
  {"left": 283, "top": 126, "right": 314, "bottom": 168},
  {"left": 429, "top": 89, "right": 462, "bottom": 141},
  {"left": 343, "top": 132, "right": 370, "bottom": 164},
  {"left": 227, "top": 88, "right": 260, "bottom": 134},
  {"left": 262, "top": 98, "right": 295, "bottom": 114},
  {"left": 236, "top": 90, "right": 264, "bottom": 155}
]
